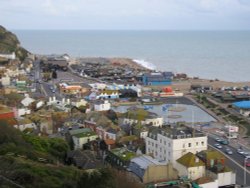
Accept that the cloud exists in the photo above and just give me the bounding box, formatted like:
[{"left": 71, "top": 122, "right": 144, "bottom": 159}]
[{"left": 0, "top": 0, "right": 250, "bottom": 29}]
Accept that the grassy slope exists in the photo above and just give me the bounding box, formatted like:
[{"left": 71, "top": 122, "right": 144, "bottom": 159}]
[{"left": 0, "top": 25, "right": 28, "bottom": 60}]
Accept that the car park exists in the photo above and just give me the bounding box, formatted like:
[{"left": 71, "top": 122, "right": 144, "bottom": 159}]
[{"left": 214, "top": 143, "right": 222, "bottom": 149}]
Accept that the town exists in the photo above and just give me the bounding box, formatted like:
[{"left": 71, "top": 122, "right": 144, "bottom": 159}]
[{"left": 1, "top": 51, "right": 250, "bottom": 188}]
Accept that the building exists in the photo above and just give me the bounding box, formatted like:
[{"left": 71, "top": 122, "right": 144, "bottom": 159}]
[
  {"left": 0, "top": 52, "right": 16, "bottom": 60},
  {"left": 66, "top": 150, "right": 103, "bottom": 170},
  {"left": 69, "top": 128, "right": 98, "bottom": 150},
  {"left": 0, "top": 105, "right": 15, "bottom": 120},
  {"left": 59, "top": 83, "right": 88, "bottom": 95},
  {"left": 21, "top": 94, "right": 35, "bottom": 107},
  {"left": 94, "top": 100, "right": 111, "bottom": 111},
  {"left": 142, "top": 72, "right": 174, "bottom": 86},
  {"left": 128, "top": 155, "right": 178, "bottom": 183},
  {"left": 122, "top": 107, "right": 163, "bottom": 127},
  {"left": 233, "top": 101, "right": 250, "bottom": 117},
  {"left": 145, "top": 125, "right": 207, "bottom": 166},
  {"left": 197, "top": 150, "right": 236, "bottom": 187},
  {"left": 106, "top": 147, "right": 136, "bottom": 167},
  {"left": 14, "top": 118, "right": 36, "bottom": 131},
  {"left": 175, "top": 152, "right": 205, "bottom": 180},
  {"left": 97, "top": 90, "right": 120, "bottom": 99},
  {"left": 223, "top": 125, "right": 239, "bottom": 139},
  {"left": 42, "top": 59, "right": 68, "bottom": 71},
  {"left": 107, "top": 83, "right": 142, "bottom": 97},
  {"left": 0, "top": 76, "right": 11, "bottom": 86}
]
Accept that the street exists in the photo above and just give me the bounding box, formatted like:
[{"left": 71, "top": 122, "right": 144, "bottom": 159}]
[{"left": 208, "top": 136, "right": 250, "bottom": 186}]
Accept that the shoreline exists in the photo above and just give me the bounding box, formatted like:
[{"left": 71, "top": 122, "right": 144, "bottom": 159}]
[{"left": 42, "top": 54, "right": 249, "bottom": 89}]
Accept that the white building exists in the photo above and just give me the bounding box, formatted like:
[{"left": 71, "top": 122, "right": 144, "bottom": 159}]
[
  {"left": 107, "top": 83, "right": 142, "bottom": 97},
  {"left": 122, "top": 108, "right": 163, "bottom": 127},
  {"left": 15, "top": 118, "right": 36, "bottom": 131},
  {"left": 0, "top": 76, "right": 11, "bottom": 86},
  {"left": 94, "top": 100, "right": 111, "bottom": 111},
  {"left": 145, "top": 125, "right": 207, "bottom": 166},
  {"left": 0, "top": 52, "right": 16, "bottom": 60},
  {"left": 21, "top": 94, "right": 35, "bottom": 107},
  {"left": 70, "top": 128, "right": 98, "bottom": 150}
]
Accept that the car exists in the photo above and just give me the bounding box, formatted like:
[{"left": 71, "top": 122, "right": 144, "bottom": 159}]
[
  {"left": 243, "top": 152, "right": 250, "bottom": 158},
  {"left": 215, "top": 137, "right": 222, "bottom": 142},
  {"left": 237, "top": 148, "right": 245, "bottom": 155},
  {"left": 245, "top": 159, "right": 250, "bottom": 167},
  {"left": 50, "top": 86, "right": 54, "bottom": 90},
  {"left": 214, "top": 143, "right": 222, "bottom": 149},
  {"left": 219, "top": 139, "right": 229, "bottom": 145},
  {"left": 225, "top": 147, "right": 233, "bottom": 155},
  {"left": 52, "top": 89, "right": 56, "bottom": 93}
]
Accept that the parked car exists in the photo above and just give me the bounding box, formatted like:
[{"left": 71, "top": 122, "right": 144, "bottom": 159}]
[
  {"left": 225, "top": 147, "right": 233, "bottom": 155},
  {"left": 214, "top": 143, "right": 222, "bottom": 149}
]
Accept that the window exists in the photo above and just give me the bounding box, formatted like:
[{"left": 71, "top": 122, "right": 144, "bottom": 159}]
[
  {"left": 168, "top": 143, "right": 171, "bottom": 147},
  {"left": 183, "top": 144, "right": 185, "bottom": 148},
  {"left": 168, "top": 152, "right": 171, "bottom": 156},
  {"left": 164, "top": 141, "right": 166, "bottom": 145},
  {"left": 148, "top": 141, "right": 150, "bottom": 145},
  {"left": 201, "top": 141, "right": 204, "bottom": 146},
  {"left": 164, "top": 150, "right": 166, "bottom": 154},
  {"left": 160, "top": 148, "right": 162, "bottom": 152},
  {"left": 188, "top": 143, "right": 192, "bottom": 147},
  {"left": 160, "top": 139, "right": 162, "bottom": 143},
  {"left": 196, "top": 142, "right": 198, "bottom": 146}
]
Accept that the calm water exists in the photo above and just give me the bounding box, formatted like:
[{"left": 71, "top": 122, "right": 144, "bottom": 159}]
[
  {"left": 112, "top": 104, "right": 216, "bottom": 123},
  {"left": 14, "top": 30, "right": 250, "bottom": 81}
]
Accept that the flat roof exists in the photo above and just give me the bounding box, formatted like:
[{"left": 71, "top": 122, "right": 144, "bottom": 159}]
[{"left": 233, "top": 101, "right": 250, "bottom": 109}]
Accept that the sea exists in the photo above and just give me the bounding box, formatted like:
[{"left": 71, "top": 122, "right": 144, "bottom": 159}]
[{"left": 14, "top": 30, "right": 250, "bottom": 82}]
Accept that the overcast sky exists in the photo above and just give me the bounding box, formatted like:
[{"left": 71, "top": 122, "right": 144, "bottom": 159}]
[{"left": 1, "top": 0, "right": 250, "bottom": 30}]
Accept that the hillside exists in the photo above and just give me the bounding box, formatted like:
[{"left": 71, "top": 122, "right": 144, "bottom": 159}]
[
  {"left": 0, "top": 120, "right": 143, "bottom": 188},
  {"left": 0, "top": 25, "right": 28, "bottom": 61}
]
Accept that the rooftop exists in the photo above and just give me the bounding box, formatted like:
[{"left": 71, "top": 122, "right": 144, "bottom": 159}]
[
  {"left": 130, "top": 155, "right": 164, "bottom": 170},
  {"left": 111, "top": 147, "right": 136, "bottom": 161},
  {"left": 69, "top": 128, "right": 92, "bottom": 136},
  {"left": 73, "top": 131, "right": 97, "bottom": 138},
  {"left": 148, "top": 124, "right": 205, "bottom": 140},
  {"left": 124, "top": 107, "right": 159, "bottom": 120},
  {"left": 233, "top": 101, "right": 250, "bottom": 109},
  {"left": 177, "top": 152, "right": 205, "bottom": 168}
]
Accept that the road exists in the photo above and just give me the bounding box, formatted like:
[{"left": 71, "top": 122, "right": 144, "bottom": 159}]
[{"left": 208, "top": 136, "right": 250, "bottom": 186}]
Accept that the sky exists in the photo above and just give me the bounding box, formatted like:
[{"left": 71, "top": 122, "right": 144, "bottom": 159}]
[{"left": 1, "top": 0, "right": 250, "bottom": 30}]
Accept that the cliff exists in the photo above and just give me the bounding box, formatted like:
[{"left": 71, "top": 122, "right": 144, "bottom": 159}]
[{"left": 0, "top": 25, "right": 29, "bottom": 60}]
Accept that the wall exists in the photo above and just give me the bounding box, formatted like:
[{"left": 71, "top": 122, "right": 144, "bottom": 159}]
[
  {"left": 217, "top": 171, "right": 236, "bottom": 187},
  {"left": 73, "top": 135, "right": 98, "bottom": 150},
  {"left": 143, "top": 164, "right": 178, "bottom": 184},
  {"left": 94, "top": 102, "right": 111, "bottom": 111},
  {"left": 146, "top": 133, "right": 207, "bottom": 165},
  {"left": 199, "top": 179, "right": 218, "bottom": 188},
  {"left": 14, "top": 123, "right": 36, "bottom": 131},
  {"left": 0, "top": 52, "right": 16, "bottom": 60}
]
